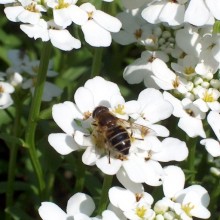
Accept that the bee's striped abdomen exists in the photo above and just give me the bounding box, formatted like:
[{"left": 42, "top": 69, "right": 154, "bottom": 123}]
[{"left": 107, "top": 125, "right": 131, "bottom": 155}]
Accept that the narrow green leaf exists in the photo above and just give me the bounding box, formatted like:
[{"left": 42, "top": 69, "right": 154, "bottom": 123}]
[
  {"left": 5, "top": 207, "right": 33, "bottom": 220},
  {"left": 39, "top": 107, "right": 52, "bottom": 120},
  {"left": 0, "top": 181, "right": 32, "bottom": 194},
  {"left": 0, "top": 133, "right": 26, "bottom": 147},
  {"left": 213, "top": 20, "right": 220, "bottom": 33}
]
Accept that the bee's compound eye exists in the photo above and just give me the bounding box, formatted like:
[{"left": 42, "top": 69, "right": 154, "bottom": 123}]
[{"left": 92, "top": 106, "right": 109, "bottom": 118}]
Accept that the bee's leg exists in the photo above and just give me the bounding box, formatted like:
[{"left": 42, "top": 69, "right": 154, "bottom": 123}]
[
  {"left": 108, "top": 150, "right": 111, "bottom": 164},
  {"left": 130, "top": 130, "right": 144, "bottom": 141}
]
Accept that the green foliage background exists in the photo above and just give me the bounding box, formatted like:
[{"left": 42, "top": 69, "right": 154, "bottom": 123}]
[{"left": 0, "top": 1, "right": 220, "bottom": 219}]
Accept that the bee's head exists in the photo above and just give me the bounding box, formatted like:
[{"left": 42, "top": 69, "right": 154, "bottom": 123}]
[{"left": 92, "top": 106, "right": 109, "bottom": 118}]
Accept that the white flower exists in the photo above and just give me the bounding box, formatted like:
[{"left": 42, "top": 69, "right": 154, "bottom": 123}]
[
  {"left": 200, "top": 111, "right": 220, "bottom": 157},
  {"left": 121, "top": 136, "right": 188, "bottom": 187},
  {"left": 4, "top": 0, "right": 45, "bottom": 25},
  {"left": 0, "top": 82, "right": 14, "bottom": 109},
  {"left": 109, "top": 186, "right": 155, "bottom": 220},
  {"left": 38, "top": 192, "right": 95, "bottom": 220},
  {"left": 8, "top": 72, "right": 23, "bottom": 87},
  {"left": 123, "top": 51, "right": 169, "bottom": 88},
  {"left": 171, "top": 54, "right": 198, "bottom": 79},
  {"left": 194, "top": 87, "right": 220, "bottom": 112},
  {"left": 20, "top": 19, "right": 81, "bottom": 51},
  {"left": 47, "top": 0, "right": 87, "bottom": 27},
  {"left": 49, "top": 76, "right": 176, "bottom": 184},
  {"left": 20, "top": 60, "right": 62, "bottom": 101},
  {"left": 101, "top": 210, "right": 121, "bottom": 220},
  {"left": 7, "top": 49, "right": 30, "bottom": 72},
  {"left": 161, "top": 166, "right": 211, "bottom": 220},
  {"left": 151, "top": 58, "right": 188, "bottom": 93},
  {"left": 133, "top": 87, "right": 173, "bottom": 125},
  {"left": 184, "top": 0, "right": 215, "bottom": 26},
  {"left": 175, "top": 25, "right": 201, "bottom": 57},
  {"left": 163, "top": 92, "right": 206, "bottom": 138},
  {"left": 141, "top": 0, "right": 188, "bottom": 26},
  {"left": 79, "top": 3, "right": 122, "bottom": 47},
  {"left": 112, "top": 10, "right": 155, "bottom": 46},
  {"left": 48, "top": 76, "right": 123, "bottom": 159}
]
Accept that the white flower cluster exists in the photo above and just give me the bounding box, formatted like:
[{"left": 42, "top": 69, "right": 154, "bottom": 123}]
[
  {"left": 1, "top": 49, "right": 62, "bottom": 104},
  {"left": 45, "top": 76, "right": 211, "bottom": 220},
  {"left": 0, "top": 0, "right": 122, "bottom": 50},
  {"left": 112, "top": 2, "right": 220, "bottom": 159}
]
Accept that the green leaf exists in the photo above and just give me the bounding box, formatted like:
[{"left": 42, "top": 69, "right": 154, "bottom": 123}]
[
  {"left": 0, "top": 29, "right": 22, "bottom": 47},
  {"left": 0, "top": 181, "right": 32, "bottom": 194},
  {"left": 213, "top": 20, "right": 220, "bottom": 33},
  {"left": 39, "top": 107, "right": 52, "bottom": 120},
  {"left": 0, "top": 133, "right": 26, "bottom": 148},
  {"left": 5, "top": 206, "right": 33, "bottom": 220}
]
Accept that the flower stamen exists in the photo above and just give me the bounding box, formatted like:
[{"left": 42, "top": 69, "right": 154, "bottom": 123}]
[
  {"left": 0, "top": 85, "right": 4, "bottom": 93},
  {"left": 134, "top": 28, "right": 143, "bottom": 39},
  {"left": 182, "top": 202, "right": 194, "bottom": 217},
  {"left": 184, "top": 66, "right": 195, "bottom": 76},
  {"left": 136, "top": 206, "right": 147, "bottom": 218},
  {"left": 56, "top": 0, "right": 69, "bottom": 9},
  {"left": 114, "top": 104, "right": 125, "bottom": 115}
]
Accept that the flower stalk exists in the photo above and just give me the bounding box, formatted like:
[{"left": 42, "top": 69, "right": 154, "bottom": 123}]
[
  {"left": 97, "top": 174, "right": 113, "bottom": 215},
  {"left": 25, "top": 41, "right": 52, "bottom": 198},
  {"left": 187, "top": 137, "right": 198, "bottom": 183},
  {"left": 5, "top": 92, "right": 22, "bottom": 220}
]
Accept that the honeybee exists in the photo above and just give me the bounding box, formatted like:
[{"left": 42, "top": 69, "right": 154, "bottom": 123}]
[{"left": 92, "top": 106, "right": 150, "bottom": 161}]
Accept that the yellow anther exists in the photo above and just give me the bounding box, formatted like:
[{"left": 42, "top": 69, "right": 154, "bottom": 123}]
[
  {"left": 184, "top": 66, "right": 195, "bottom": 76},
  {"left": 172, "top": 76, "right": 180, "bottom": 88},
  {"left": 25, "top": 3, "right": 39, "bottom": 12},
  {"left": 135, "top": 193, "right": 143, "bottom": 202},
  {"left": 88, "top": 11, "right": 93, "bottom": 20},
  {"left": 203, "top": 90, "right": 215, "bottom": 102},
  {"left": 134, "top": 28, "right": 143, "bottom": 39},
  {"left": 55, "top": 0, "right": 69, "bottom": 9},
  {"left": 136, "top": 206, "right": 147, "bottom": 218},
  {"left": 114, "top": 104, "right": 126, "bottom": 115},
  {"left": 182, "top": 202, "right": 194, "bottom": 217},
  {"left": 0, "top": 85, "right": 4, "bottom": 93},
  {"left": 83, "top": 111, "right": 92, "bottom": 120}
]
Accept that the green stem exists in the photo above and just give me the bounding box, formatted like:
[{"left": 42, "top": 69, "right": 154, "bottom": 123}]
[
  {"left": 90, "top": 2, "right": 111, "bottom": 77},
  {"left": 5, "top": 94, "right": 21, "bottom": 220},
  {"left": 187, "top": 137, "right": 198, "bottom": 183},
  {"left": 209, "top": 178, "right": 220, "bottom": 213},
  {"left": 97, "top": 174, "right": 113, "bottom": 215},
  {"left": 66, "top": 154, "right": 85, "bottom": 193},
  {"left": 25, "top": 41, "right": 52, "bottom": 198},
  {"left": 91, "top": 48, "right": 103, "bottom": 77}
]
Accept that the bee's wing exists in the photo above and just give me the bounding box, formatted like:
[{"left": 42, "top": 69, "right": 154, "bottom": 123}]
[{"left": 117, "top": 118, "right": 154, "bottom": 139}]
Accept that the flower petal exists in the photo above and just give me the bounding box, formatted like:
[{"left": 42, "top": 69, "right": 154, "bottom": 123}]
[
  {"left": 96, "top": 156, "right": 122, "bottom": 175},
  {"left": 178, "top": 116, "right": 206, "bottom": 138},
  {"left": 82, "top": 146, "right": 101, "bottom": 166},
  {"left": 81, "top": 20, "right": 111, "bottom": 47},
  {"left": 52, "top": 102, "right": 80, "bottom": 135},
  {"left": 93, "top": 10, "right": 122, "bottom": 33},
  {"left": 48, "top": 133, "right": 79, "bottom": 155},
  {"left": 49, "top": 29, "right": 81, "bottom": 51},
  {"left": 74, "top": 87, "right": 95, "bottom": 113},
  {"left": 67, "top": 193, "right": 95, "bottom": 216},
  {"left": 116, "top": 167, "right": 144, "bottom": 193},
  {"left": 200, "top": 138, "right": 220, "bottom": 157},
  {"left": 38, "top": 202, "right": 67, "bottom": 220},
  {"left": 162, "top": 166, "right": 185, "bottom": 199},
  {"left": 152, "top": 137, "right": 188, "bottom": 162}
]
